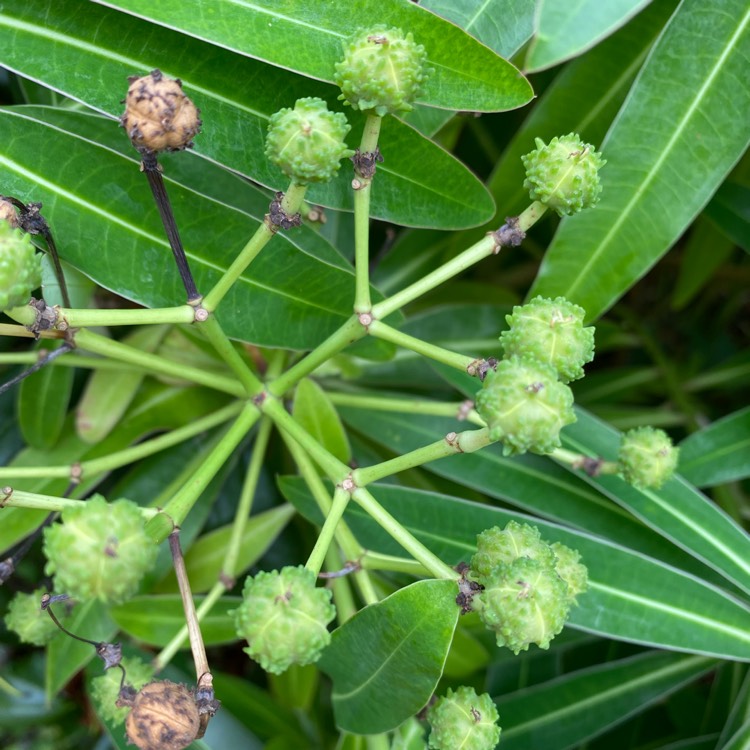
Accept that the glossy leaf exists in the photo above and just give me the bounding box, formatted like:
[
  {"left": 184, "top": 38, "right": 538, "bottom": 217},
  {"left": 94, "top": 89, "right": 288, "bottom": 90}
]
[
  {"left": 721, "top": 717, "right": 750, "bottom": 750},
  {"left": 281, "top": 478, "right": 750, "bottom": 660},
  {"left": 292, "top": 379, "right": 351, "bottom": 466},
  {"left": 526, "top": 0, "right": 652, "bottom": 72},
  {"left": 530, "top": 0, "right": 750, "bottom": 320},
  {"left": 678, "top": 407, "right": 750, "bottom": 488},
  {"left": 90, "top": 0, "right": 533, "bottom": 112},
  {"left": 317, "top": 579, "right": 459, "bottom": 733},
  {"left": 704, "top": 180, "right": 750, "bottom": 253},
  {"left": 496, "top": 651, "right": 715, "bottom": 750},
  {"left": 110, "top": 594, "right": 241, "bottom": 646},
  {"left": 0, "top": 0, "right": 497, "bottom": 229}
]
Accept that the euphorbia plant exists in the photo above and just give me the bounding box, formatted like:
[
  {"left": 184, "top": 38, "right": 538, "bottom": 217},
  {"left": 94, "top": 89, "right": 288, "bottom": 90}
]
[{"left": 0, "top": 2, "right": 748, "bottom": 749}]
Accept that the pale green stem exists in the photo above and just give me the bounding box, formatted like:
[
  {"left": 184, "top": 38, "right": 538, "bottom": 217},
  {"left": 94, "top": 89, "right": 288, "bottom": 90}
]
[
  {"left": 551, "top": 447, "right": 619, "bottom": 475},
  {"left": 325, "top": 546, "right": 358, "bottom": 623},
  {"left": 368, "top": 320, "right": 476, "bottom": 371},
  {"left": 202, "top": 182, "right": 308, "bottom": 312},
  {"left": 73, "top": 328, "right": 244, "bottom": 397},
  {"left": 0, "top": 353, "right": 145, "bottom": 372},
  {"left": 351, "top": 487, "right": 457, "bottom": 580},
  {"left": 221, "top": 416, "right": 274, "bottom": 582},
  {"left": 305, "top": 487, "right": 351, "bottom": 577},
  {"left": 267, "top": 314, "right": 365, "bottom": 397},
  {"left": 0, "top": 323, "right": 65, "bottom": 340},
  {"left": 360, "top": 551, "right": 429, "bottom": 576},
  {"left": 0, "top": 676, "right": 21, "bottom": 697},
  {"left": 6, "top": 304, "right": 195, "bottom": 328},
  {"left": 366, "top": 735, "right": 390, "bottom": 750},
  {"left": 353, "top": 427, "right": 492, "bottom": 486},
  {"left": 0, "top": 489, "right": 159, "bottom": 518},
  {"left": 153, "top": 582, "right": 225, "bottom": 672},
  {"left": 0, "top": 402, "right": 244, "bottom": 480}
]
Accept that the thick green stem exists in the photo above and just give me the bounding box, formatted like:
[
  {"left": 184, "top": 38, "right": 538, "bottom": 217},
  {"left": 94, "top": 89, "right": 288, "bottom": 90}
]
[
  {"left": 551, "top": 447, "right": 619, "bottom": 475},
  {"left": 325, "top": 546, "right": 358, "bottom": 622},
  {"left": 0, "top": 490, "right": 159, "bottom": 518},
  {"left": 6, "top": 304, "right": 194, "bottom": 329},
  {"left": 360, "top": 551, "right": 428, "bottom": 576},
  {"left": 368, "top": 320, "right": 476, "bottom": 371},
  {"left": 202, "top": 182, "right": 308, "bottom": 312},
  {"left": 306, "top": 487, "right": 351, "bottom": 576}
]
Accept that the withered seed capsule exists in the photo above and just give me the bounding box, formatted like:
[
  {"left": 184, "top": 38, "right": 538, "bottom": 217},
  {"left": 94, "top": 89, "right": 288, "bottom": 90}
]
[
  {"left": 120, "top": 69, "right": 201, "bottom": 153},
  {"left": 124, "top": 680, "right": 200, "bottom": 750}
]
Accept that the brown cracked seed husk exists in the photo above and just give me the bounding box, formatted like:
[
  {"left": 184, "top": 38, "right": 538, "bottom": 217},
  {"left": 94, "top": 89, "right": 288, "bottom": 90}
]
[
  {"left": 125, "top": 680, "right": 200, "bottom": 750},
  {"left": 0, "top": 199, "right": 20, "bottom": 228},
  {"left": 121, "top": 69, "right": 201, "bottom": 153}
]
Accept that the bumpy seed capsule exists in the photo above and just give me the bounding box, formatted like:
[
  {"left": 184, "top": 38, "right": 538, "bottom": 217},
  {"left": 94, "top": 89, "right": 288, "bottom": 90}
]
[
  {"left": 500, "top": 296, "right": 595, "bottom": 383},
  {"left": 91, "top": 656, "right": 153, "bottom": 725},
  {"left": 522, "top": 133, "right": 605, "bottom": 216},
  {"left": 618, "top": 426, "right": 679, "bottom": 489},
  {"left": 427, "top": 686, "right": 501, "bottom": 750},
  {"left": 551, "top": 542, "right": 589, "bottom": 601},
  {"left": 0, "top": 221, "right": 42, "bottom": 311},
  {"left": 335, "top": 26, "right": 432, "bottom": 116},
  {"left": 121, "top": 69, "right": 201, "bottom": 153},
  {"left": 471, "top": 521, "right": 556, "bottom": 581},
  {"left": 475, "top": 356, "right": 576, "bottom": 455},
  {"left": 4, "top": 588, "right": 61, "bottom": 646},
  {"left": 265, "top": 97, "right": 353, "bottom": 186},
  {"left": 232, "top": 565, "right": 336, "bottom": 674},
  {"left": 124, "top": 681, "right": 199, "bottom": 750},
  {"left": 43, "top": 496, "right": 157, "bottom": 605}
]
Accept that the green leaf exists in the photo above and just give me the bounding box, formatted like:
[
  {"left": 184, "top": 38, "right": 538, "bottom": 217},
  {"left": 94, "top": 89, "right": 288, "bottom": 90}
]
[
  {"left": 720, "top": 717, "right": 750, "bottom": 750},
  {"left": 292, "top": 379, "right": 351, "bottom": 466},
  {"left": 530, "top": 0, "right": 750, "bottom": 320},
  {"left": 281, "top": 478, "right": 750, "bottom": 660},
  {"left": 496, "top": 651, "right": 715, "bottom": 750},
  {"left": 678, "top": 407, "right": 750, "bottom": 488},
  {"left": 317, "top": 579, "right": 459, "bottom": 734},
  {"left": 526, "top": 0, "right": 652, "bottom": 72},
  {"left": 0, "top": 0, "right": 497, "bottom": 229},
  {"left": 17, "top": 340, "right": 74, "bottom": 450},
  {"left": 704, "top": 180, "right": 750, "bottom": 253},
  {"left": 110, "top": 594, "right": 241, "bottom": 646},
  {"left": 154, "top": 504, "right": 296, "bottom": 593},
  {"left": 89, "top": 0, "right": 532, "bottom": 112}
]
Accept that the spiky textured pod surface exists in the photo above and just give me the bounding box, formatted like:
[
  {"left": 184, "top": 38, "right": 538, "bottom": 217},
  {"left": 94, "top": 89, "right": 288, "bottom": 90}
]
[
  {"left": 551, "top": 542, "right": 589, "bottom": 600},
  {"left": 265, "top": 97, "right": 353, "bottom": 185},
  {"left": 91, "top": 656, "right": 154, "bottom": 724},
  {"left": 522, "top": 133, "right": 605, "bottom": 216},
  {"left": 43, "top": 496, "right": 157, "bottom": 605},
  {"left": 0, "top": 222, "right": 42, "bottom": 311},
  {"left": 4, "top": 588, "right": 60, "bottom": 646},
  {"left": 471, "top": 521, "right": 556, "bottom": 581},
  {"left": 618, "top": 426, "right": 679, "bottom": 489},
  {"left": 500, "top": 296, "right": 595, "bottom": 382},
  {"left": 475, "top": 356, "right": 576, "bottom": 455},
  {"left": 233, "top": 565, "right": 336, "bottom": 674},
  {"left": 427, "top": 686, "right": 501, "bottom": 750},
  {"left": 335, "top": 26, "right": 431, "bottom": 116}
]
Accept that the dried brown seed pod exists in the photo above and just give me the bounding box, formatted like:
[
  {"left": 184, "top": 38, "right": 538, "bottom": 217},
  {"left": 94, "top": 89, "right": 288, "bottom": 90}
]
[
  {"left": 0, "top": 197, "right": 21, "bottom": 228},
  {"left": 120, "top": 69, "right": 201, "bottom": 153},
  {"left": 124, "top": 680, "right": 200, "bottom": 750}
]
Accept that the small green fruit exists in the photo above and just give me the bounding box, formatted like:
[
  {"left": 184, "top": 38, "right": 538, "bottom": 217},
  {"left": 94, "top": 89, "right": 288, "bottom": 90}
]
[
  {"left": 471, "top": 521, "right": 555, "bottom": 581},
  {"left": 427, "top": 686, "right": 501, "bottom": 750},
  {"left": 618, "top": 426, "right": 679, "bottom": 489},
  {"left": 551, "top": 542, "right": 589, "bottom": 601},
  {"left": 522, "top": 133, "right": 605, "bottom": 216},
  {"left": 335, "top": 26, "right": 431, "bottom": 116},
  {"left": 500, "top": 296, "right": 595, "bottom": 382},
  {"left": 4, "top": 588, "right": 60, "bottom": 646},
  {"left": 0, "top": 221, "right": 42, "bottom": 311},
  {"left": 43, "top": 496, "right": 157, "bottom": 605},
  {"left": 233, "top": 565, "right": 336, "bottom": 674},
  {"left": 265, "top": 97, "right": 353, "bottom": 185}
]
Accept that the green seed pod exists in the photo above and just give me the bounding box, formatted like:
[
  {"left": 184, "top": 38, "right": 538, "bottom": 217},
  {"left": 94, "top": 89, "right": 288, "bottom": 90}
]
[
  {"left": 265, "top": 97, "right": 353, "bottom": 186},
  {"left": 551, "top": 542, "right": 589, "bottom": 601},
  {"left": 91, "top": 656, "right": 154, "bottom": 725},
  {"left": 233, "top": 565, "right": 336, "bottom": 675},
  {"left": 522, "top": 133, "right": 605, "bottom": 216},
  {"left": 427, "top": 686, "right": 501, "bottom": 750},
  {"left": 43, "top": 496, "right": 157, "bottom": 605},
  {"left": 471, "top": 521, "right": 556, "bottom": 581},
  {"left": 618, "top": 426, "right": 679, "bottom": 489},
  {"left": 500, "top": 296, "right": 595, "bottom": 383},
  {"left": 4, "top": 588, "right": 61, "bottom": 646},
  {"left": 475, "top": 356, "right": 576, "bottom": 455},
  {"left": 335, "top": 26, "right": 431, "bottom": 116},
  {"left": 474, "top": 557, "right": 571, "bottom": 654},
  {"left": 0, "top": 221, "right": 42, "bottom": 311}
]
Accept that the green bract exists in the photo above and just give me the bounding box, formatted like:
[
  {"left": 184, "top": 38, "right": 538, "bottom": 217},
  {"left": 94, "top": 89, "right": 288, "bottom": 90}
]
[
  {"left": 335, "top": 26, "right": 431, "bottom": 116},
  {"left": 265, "top": 97, "right": 353, "bottom": 185},
  {"left": 43, "top": 496, "right": 157, "bottom": 605},
  {"left": 618, "top": 426, "right": 679, "bottom": 489},
  {"left": 91, "top": 656, "right": 153, "bottom": 724},
  {"left": 233, "top": 565, "right": 336, "bottom": 675},
  {"left": 500, "top": 296, "right": 595, "bottom": 382},
  {"left": 427, "top": 686, "right": 501, "bottom": 750},
  {"left": 0, "top": 221, "right": 42, "bottom": 311},
  {"left": 522, "top": 133, "right": 605, "bottom": 216},
  {"left": 475, "top": 356, "right": 576, "bottom": 455},
  {"left": 4, "top": 588, "right": 60, "bottom": 646}
]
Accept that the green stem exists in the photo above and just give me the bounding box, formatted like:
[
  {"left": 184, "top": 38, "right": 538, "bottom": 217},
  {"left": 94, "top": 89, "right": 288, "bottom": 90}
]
[
  {"left": 73, "top": 328, "right": 244, "bottom": 397},
  {"left": 551, "top": 447, "right": 619, "bottom": 475},
  {"left": 360, "top": 551, "right": 428, "bottom": 576},
  {"left": 306, "top": 487, "right": 351, "bottom": 576},
  {"left": 351, "top": 487, "right": 456, "bottom": 580},
  {"left": 0, "top": 402, "right": 243, "bottom": 480},
  {"left": 0, "top": 489, "right": 159, "bottom": 518},
  {"left": 368, "top": 320, "right": 476, "bottom": 371},
  {"left": 267, "top": 315, "right": 365, "bottom": 397},
  {"left": 353, "top": 427, "right": 492, "bottom": 486},
  {"left": 202, "top": 181, "right": 308, "bottom": 312},
  {"left": 325, "top": 546, "right": 357, "bottom": 622},
  {"left": 6, "top": 305, "right": 195, "bottom": 329},
  {"left": 366, "top": 735, "right": 390, "bottom": 750},
  {"left": 0, "top": 353, "right": 145, "bottom": 372}
]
